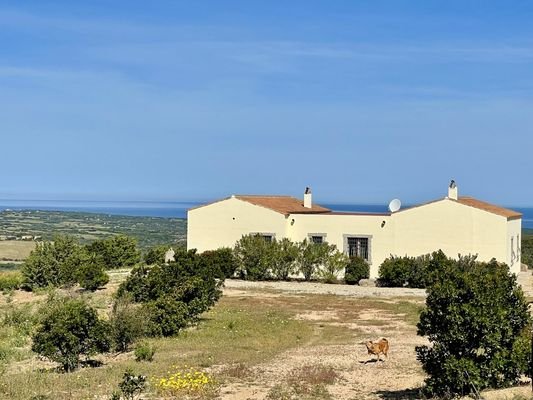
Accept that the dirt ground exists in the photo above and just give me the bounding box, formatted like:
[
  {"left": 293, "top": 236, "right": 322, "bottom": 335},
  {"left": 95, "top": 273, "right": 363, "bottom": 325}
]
[
  {"left": 217, "top": 280, "right": 533, "bottom": 400},
  {"left": 2, "top": 277, "right": 532, "bottom": 399}
]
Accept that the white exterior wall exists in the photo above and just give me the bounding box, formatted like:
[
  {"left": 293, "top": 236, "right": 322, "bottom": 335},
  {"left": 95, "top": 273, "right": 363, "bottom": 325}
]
[
  {"left": 187, "top": 197, "right": 287, "bottom": 252},
  {"left": 392, "top": 199, "right": 511, "bottom": 271},
  {"left": 287, "top": 213, "right": 392, "bottom": 278}
]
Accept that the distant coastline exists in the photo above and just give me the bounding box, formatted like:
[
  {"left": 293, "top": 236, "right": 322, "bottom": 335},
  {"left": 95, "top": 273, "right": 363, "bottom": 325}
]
[{"left": 1, "top": 199, "right": 532, "bottom": 229}]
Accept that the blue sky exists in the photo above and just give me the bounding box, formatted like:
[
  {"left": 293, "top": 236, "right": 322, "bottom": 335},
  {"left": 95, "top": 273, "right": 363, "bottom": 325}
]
[{"left": 1, "top": 1, "right": 533, "bottom": 206}]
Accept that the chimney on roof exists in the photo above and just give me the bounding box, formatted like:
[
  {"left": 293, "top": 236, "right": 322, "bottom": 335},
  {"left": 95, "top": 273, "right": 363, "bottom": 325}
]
[
  {"left": 304, "top": 187, "right": 312, "bottom": 208},
  {"left": 448, "top": 180, "right": 458, "bottom": 200}
]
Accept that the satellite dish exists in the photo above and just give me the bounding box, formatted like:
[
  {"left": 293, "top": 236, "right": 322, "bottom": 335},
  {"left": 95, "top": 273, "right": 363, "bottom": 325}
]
[{"left": 388, "top": 199, "right": 401, "bottom": 213}]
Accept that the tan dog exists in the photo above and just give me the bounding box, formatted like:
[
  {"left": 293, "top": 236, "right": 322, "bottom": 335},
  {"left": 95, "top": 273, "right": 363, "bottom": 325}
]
[{"left": 365, "top": 338, "right": 389, "bottom": 362}]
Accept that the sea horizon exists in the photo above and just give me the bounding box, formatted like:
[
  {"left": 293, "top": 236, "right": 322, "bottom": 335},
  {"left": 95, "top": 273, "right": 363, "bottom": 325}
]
[{"left": 1, "top": 198, "right": 533, "bottom": 230}]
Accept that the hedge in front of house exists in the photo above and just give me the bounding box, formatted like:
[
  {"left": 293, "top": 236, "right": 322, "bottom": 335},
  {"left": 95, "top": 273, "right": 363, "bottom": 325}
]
[
  {"left": 378, "top": 251, "right": 448, "bottom": 288},
  {"left": 344, "top": 256, "right": 369, "bottom": 285}
]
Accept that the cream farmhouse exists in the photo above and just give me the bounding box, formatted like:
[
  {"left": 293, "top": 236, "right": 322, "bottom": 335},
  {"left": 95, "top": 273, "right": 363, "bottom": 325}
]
[{"left": 187, "top": 183, "right": 522, "bottom": 278}]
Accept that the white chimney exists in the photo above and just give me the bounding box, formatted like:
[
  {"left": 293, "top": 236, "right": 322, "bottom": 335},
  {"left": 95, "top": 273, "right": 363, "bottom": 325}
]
[
  {"left": 304, "top": 187, "right": 312, "bottom": 208},
  {"left": 448, "top": 180, "right": 458, "bottom": 200}
]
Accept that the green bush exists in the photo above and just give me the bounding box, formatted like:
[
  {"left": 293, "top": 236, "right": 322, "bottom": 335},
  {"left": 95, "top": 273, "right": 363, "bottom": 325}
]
[
  {"left": 54, "top": 235, "right": 86, "bottom": 286},
  {"left": 416, "top": 256, "right": 531, "bottom": 397},
  {"left": 200, "top": 247, "right": 238, "bottom": 279},
  {"left": 378, "top": 255, "right": 415, "bottom": 287},
  {"left": 317, "top": 244, "right": 349, "bottom": 283},
  {"left": 110, "top": 295, "right": 149, "bottom": 352},
  {"left": 31, "top": 298, "right": 111, "bottom": 372},
  {"left": 344, "top": 256, "right": 369, "bottom": 284},
  {"left": 377, "top": 252, "right": 443, "bottom": 288},
  {"left": 134, "top": 341, "right": 155, "bottom": 362},
  {"left": 76, "top": 254, "right": 109, "bottom": 291},
  {"left": 0, "top": 271, "right": 23, "bottom": 291},
  {"left": 522, "top": 234, "right": 533, "bottom": 268},
  {"left": 234, "top": 234, "right": 276, "bottom": 280},
  {"left": 234, "top": 235, "right": 274, "bottom": 280},
  {"left": 21, "top": 235, "right": 86, "bottom": 289},
  {"left": 117, "top": 369, "right": 146, "bottom": 400},
  {"left": 143, "top": 244, "right": 169, "bottom": 265},
  {"left": 146, "top": 294, "right": 189, "bottom": 337},
  {"left": 22, "top": 241, "right": 61, "bottom": 289},
  {"left": 117, "top": 249, "right": 224, "bottom": 336},
  {"left": 297, "top": 240, "right": 329, "bottom": 281},
  {"left": 86, "top": 235, "right": 141, "bottom": 270},
  {"left": 271, "top": 238, "right": 299, "bottom": 281}
]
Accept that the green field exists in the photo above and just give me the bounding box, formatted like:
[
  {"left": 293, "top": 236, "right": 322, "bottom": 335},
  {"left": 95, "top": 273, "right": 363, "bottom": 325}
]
[{"left": 0, "top": 210, "right": 186, "bottom": 251}]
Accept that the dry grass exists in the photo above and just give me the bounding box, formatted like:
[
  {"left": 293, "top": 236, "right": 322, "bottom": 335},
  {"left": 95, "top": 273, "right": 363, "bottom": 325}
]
[
  {"left": 288, "top": 364, "right": 339, "bottom": 386},
  {"left": 0, "top": 241, "right": 35, "bottom": 261},
  {"left": 0, "top": 277, "right": 427, "bottom": 400}
]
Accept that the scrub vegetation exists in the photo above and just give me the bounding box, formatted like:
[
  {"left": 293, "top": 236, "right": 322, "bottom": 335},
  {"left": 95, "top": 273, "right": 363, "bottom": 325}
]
[
  {"left": 0, "top": 209, "right": 186, "bottom": 251},
  {"left": 0, "top": 265, "right": 531, "bottom": 399},
  {"left": 0, "top": 273, "right": 424, "bottom": 399},
  {"left": 233, "top": 234, "right": 369, "bottom": 283}
]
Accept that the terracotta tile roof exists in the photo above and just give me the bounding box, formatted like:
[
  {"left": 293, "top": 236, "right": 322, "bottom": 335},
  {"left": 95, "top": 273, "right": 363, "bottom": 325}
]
[
  {"left": 235, "top": 195, "right": 331, "bottom": 215},
  {"left": 454, "top": 196, "right": 522, "bottom": 220}
]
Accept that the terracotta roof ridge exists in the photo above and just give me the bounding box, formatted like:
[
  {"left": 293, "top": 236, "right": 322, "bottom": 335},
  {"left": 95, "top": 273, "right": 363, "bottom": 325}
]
[
  {"left": 453, "top": 196, "right": 522, "bottom": 219},
  {"left": 235, "top": 194, "right": 296, "bottom": 198}
]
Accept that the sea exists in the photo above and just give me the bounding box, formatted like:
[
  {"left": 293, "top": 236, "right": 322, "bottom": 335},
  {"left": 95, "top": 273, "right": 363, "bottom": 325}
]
[{"left": 1, "top": 199, "right": 532, "bottom": 230}]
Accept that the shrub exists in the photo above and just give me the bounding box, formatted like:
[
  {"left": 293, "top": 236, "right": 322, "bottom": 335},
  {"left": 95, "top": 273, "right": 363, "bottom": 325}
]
[
  {"left": 146, "top": 294, "right": 189, "bottom": 337},
  {"left": 31, "top": 298, "right": 111, "bottom": 372},
  {"left": 416, "top": 256, "right": 531, "bottom": 397},
  {"left": 522, "top": 234, "right": 533, "bottom": 268},
  {"left": 22, "top": 242, "right": 61, "bottom": 289},
  {"left": 377, "top": 255, "right": 414, "bottom": 287},
  {"left": 110, "top": 295, "right": 149, "bottom": 352},
  {"left": 118, "top": 249, "right": 224, "bottom": 336},
  {"left": 199, "top": 247, "right": 238, "bottom": 279},
  {"left": 344, "top": 256, "right": 369, "bottom": 285},
  {"left": 143, "top": 244, "right": 169, "bottom": 265},
  {"left": 54, "top": 235, "right": 86, "bottom": 286},
  {"left": 76, "top": 254, "right": 109, "bottom": 291},
  {"left": 378, "top": 252, "right": 441, "bottom": 288},
  {"left": 117, "top": 369, "right": 146, "bottom": 400},
  {"left": 317, "top": 244, "right": 349, "bottom": 283},
  {"left": 271, "top": 238, "right": 299, "bottom": 281},
  {"left": 0, "top": 271, "right": 23, "bottom": 291},
  {"left": 297, "top": 240, "right": 329, "bottom": 281},
  {"left": 86, "top": 235, "right": 141, "bottom": 270},
  {"left": 134, "top": 341, "right": 155, "bottom": 362},
  {"left": 234, "top": 234, "right": 275, "bottom": 280},
  {"left": 21, "top": 235, "right": 85, "bottom": 289}
]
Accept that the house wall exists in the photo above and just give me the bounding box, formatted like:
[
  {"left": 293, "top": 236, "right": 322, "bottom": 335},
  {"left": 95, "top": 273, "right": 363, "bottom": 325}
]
[
  {"left": 287, "top": 213, "right": 392, "bottom": 278},
  {"left": 392, "top": 199, "right": 511, "bottom": 270},
  {"left": 507, "top": 218, "right": 522, "bottom": 274},
  {"left": 187, "top": 197, "right": 287, "bottom": 252},
  {"left": 188, "top": 196, "right": 520, "bottom": 279}
]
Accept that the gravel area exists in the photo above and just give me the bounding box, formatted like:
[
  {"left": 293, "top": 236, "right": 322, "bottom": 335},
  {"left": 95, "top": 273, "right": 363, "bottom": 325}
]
[{"left": 223, "top": 279, "right": 426, "bottom": 298}]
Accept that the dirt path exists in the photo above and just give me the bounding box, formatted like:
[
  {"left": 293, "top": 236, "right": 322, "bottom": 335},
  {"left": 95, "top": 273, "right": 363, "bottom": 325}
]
[
  {"left": 219, "top": 281, "right": 427, "bottom": 399},
  {"left": 223, "top": 279, "right": 427, "bottom": 298},
  {"left": 219, "top": 280, "right": 532, "bottom": 400}
]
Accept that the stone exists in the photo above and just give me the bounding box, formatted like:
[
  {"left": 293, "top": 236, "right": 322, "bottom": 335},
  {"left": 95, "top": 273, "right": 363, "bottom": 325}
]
[{"left": 358, "top": 278, "right": 377, "bottom": 287}]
